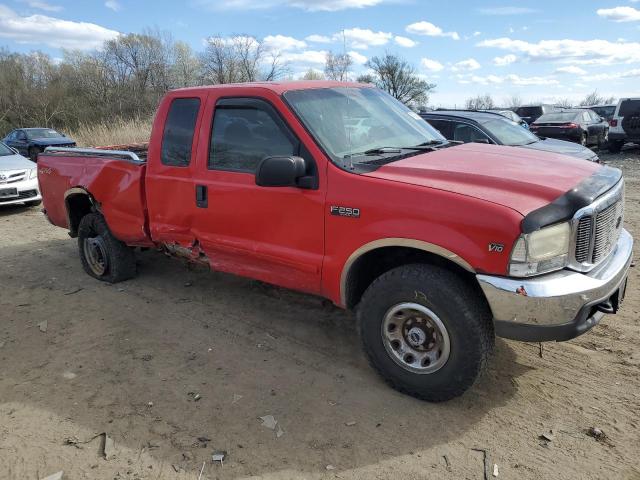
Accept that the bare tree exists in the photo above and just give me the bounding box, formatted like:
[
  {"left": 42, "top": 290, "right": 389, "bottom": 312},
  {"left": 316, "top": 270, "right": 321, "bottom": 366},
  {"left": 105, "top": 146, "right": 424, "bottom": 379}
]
[
  {"left": 505, "top": 94, "right": 523, "bottom": 110},
  {"left": 465, "top": 94, "right": 495, "bottom": 110},
  {"left": 201, "top": 35, "right": 287, "bottom": 85},
  {"left": 171, "top": 41, "right": 201, "bottom": 88},
  {"left": 365, "top": 53, "right": 435, "bottom": 106},
  {"left": 356, "top": 73, "right": 375, "bottom": 84},
  {"left": 579, "top": 90, "right": 616, "bottom": 106},
  {"left": 324, "top": 51, "right": 352, "bottom": 81},
  {"left": 555, "top": 98, "right": 574, "bottom": 108},
  {"left": 301, "top": 68, "right": 324, "bottom": 80}
]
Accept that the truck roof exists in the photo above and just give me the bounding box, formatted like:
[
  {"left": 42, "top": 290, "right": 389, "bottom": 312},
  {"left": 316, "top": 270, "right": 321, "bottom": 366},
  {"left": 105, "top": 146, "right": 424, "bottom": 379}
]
[{"left": 172, "top": 80, "right": 372, "bottom": 95}]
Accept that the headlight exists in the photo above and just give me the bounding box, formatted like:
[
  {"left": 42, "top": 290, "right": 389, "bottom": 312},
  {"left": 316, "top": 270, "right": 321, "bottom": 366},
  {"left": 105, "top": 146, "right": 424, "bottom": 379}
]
[
  {"left": 29, "top": 168, "right": 37, "bottom": 179},
  {"left": 509, "top": 222, "right": 571, "bottom": 277}
]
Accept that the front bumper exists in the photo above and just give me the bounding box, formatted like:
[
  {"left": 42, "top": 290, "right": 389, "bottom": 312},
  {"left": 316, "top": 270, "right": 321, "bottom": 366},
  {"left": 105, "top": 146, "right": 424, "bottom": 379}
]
[
  {"left": 0, "top": 177, "right": 41, "bottom": 206},
  {"left": 477, "top": 229, "right": 633, "bottom": 342}
]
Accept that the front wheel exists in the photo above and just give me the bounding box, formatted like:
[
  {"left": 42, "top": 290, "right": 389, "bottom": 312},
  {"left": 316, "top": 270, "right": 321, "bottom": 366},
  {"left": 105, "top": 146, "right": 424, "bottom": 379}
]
[
  {"left": 77, "top": 213, "right": 136, "bottom": 283},
  {"left": 357, "top": 264, "right": 494, "bottom": 402}
]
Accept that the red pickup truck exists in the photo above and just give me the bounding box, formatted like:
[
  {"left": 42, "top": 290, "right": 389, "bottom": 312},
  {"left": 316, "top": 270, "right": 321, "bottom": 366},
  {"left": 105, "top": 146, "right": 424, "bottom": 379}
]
[{"left": 39, "top": 81, "right": 633, "bottom": 401}]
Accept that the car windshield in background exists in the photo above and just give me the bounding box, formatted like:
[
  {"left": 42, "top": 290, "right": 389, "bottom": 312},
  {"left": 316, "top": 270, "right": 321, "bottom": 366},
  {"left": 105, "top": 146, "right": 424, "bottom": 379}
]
[
  {"left": 591, "top": 106, "right": 615, "bottom": 118},
  {"left": 482, "top": 118, "right": 539, "bottom": 146},
  {"left": 0, "top": 142, "right": 14, "bottom": 156},
  {"left": 26, "top": 129, "right": 63, "bottom": 139},
  {"left": 536, "top": 112, "right": 577, "bottom": 123},
  {"left": 283, "top": 87, "right": 446, "bottom": 166},
  {"left": 516, "top": 107, "right": 541, "bottom": 117},
  {"left": 619, "top": 100, "right": 640, "bottom": 117}
]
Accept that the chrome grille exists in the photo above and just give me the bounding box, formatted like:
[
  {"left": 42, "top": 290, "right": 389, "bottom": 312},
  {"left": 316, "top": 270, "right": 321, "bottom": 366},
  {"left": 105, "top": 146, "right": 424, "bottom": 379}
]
[
  {"left": 0, "top": 170, "right": 27, "bottom": 184},
  {"left": 573, "top": 182, "right": 624, "bottom": 268}
]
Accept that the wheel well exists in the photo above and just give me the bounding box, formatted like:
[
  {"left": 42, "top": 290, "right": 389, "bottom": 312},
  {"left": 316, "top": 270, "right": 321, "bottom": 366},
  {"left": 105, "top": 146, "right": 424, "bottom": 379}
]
[
  {"left": 65, "top": 193, "right": 93, "bottom": 238},
  {"left": 344, "top": 246, "right": 479, "bottom": 310}
]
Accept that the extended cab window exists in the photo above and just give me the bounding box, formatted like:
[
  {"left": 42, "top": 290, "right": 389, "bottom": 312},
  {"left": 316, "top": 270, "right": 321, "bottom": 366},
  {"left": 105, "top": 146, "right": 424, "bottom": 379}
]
[
  {"left": 209, "top": 99, "right": 297, "bottom": 173},
  {"left": 452, "top": 123, "right": 490, "bottom": 143},
  {"left": 161, "top": 98, "right": 200, "bottom": 167}
]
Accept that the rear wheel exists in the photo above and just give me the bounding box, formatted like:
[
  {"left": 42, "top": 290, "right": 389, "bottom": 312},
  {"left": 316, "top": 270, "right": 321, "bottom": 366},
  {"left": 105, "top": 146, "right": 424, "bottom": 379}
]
[
  {"left": 580, "top": 133, "right": 587, "bottom": 146},
  {"left": 357, "top": 264, "right": 494, "bottom": 402},
  {"left": 598, "top": 131, "right": 609, "bottom": 150},
  {"left": 77, "top": 213, "right": 136, "bottom": 283}
]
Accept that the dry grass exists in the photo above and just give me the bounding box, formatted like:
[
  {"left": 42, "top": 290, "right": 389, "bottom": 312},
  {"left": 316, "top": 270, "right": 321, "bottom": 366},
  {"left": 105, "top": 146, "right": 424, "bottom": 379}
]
[{"left": 68, "top": 117, "right": 153, "bottom": 147}]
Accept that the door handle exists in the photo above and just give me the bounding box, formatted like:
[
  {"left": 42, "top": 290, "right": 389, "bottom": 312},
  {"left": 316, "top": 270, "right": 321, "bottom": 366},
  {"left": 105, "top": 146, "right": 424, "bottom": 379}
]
[{"left": 196, "top": 184, "right": 208, "bottom": 208}]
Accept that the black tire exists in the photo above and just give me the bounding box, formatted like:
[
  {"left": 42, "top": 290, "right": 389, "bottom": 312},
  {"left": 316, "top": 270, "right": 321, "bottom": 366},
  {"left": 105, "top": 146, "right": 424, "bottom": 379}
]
[
  {"left": 28, "top": 147, "right": 39, "bottom": 163},
  {"left": 608, "top": 140, "right": 623, "bottom": 154},
  {"left": 598, "top": 131, "right": 608, "bottom": 150},
  {"left": 77, "top": 213, "right": 136, "bottom": 283},
  {"left": 357, "top": 264, "right": 494, "bottom": 402},
  {"left": 25, "top": 200, "right": 42, "bottom": 207},
  {"left": 580, "top": 133, "right": 587, "bottom": 147}
]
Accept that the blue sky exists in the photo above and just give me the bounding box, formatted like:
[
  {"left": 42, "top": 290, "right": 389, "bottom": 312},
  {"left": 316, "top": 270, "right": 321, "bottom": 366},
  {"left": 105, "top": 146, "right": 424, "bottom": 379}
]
[{"left": 1, "top": 0, "right": 639, "bottom": 106}]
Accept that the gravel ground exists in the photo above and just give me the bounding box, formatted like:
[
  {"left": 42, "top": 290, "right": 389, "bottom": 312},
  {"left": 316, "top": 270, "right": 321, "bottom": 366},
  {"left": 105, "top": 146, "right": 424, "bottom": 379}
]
[{"left": 0, "top": 145, "right": 639, "bottom": 480}]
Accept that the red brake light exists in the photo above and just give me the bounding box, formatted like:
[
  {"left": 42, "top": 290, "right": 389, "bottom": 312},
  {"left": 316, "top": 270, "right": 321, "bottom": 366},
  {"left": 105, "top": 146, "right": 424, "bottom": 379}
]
[
  {"left": 565, "top": 123, "right": 578, "bottom": 129},
  {"left": 609, "top": 119, "right": 618, "bottom": 127}
]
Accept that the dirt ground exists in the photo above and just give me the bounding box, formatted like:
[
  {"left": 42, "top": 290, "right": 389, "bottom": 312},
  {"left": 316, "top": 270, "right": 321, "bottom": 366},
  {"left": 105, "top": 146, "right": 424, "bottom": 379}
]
[{"left": 1, "top": 146, "right": 640, "bottom": 480}]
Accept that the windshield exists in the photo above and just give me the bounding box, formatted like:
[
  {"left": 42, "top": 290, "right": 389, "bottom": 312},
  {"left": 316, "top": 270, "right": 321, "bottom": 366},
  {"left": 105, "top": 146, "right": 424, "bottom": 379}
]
[
  {"left": 0, "top": 142, "right": 14, "bottom": 156},
  {"left": 283, "top": 87, "right": 446, "bottom": 166},
  {"left": 515, "top": 106, "right": 542, "bottom": 117},
  {"left": 482, "top": 118, "right": 538, "bottom": 146},
  {"left": 26, "top": 128, "right": 63, "bottom": 139},
  {"left": 591, "top": 106, "right": 615, "bottom": 118},
  {"left": 536, "top": 112, "right": 578, "bottom": 123}
]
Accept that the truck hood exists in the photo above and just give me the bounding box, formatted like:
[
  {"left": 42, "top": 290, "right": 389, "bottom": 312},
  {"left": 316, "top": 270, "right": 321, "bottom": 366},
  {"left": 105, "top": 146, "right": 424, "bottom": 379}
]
[
  {"left": 365, "top": 143, "right": 601, "bottom": 216},
  {"left": 0, "top": 153, "right": 35, "bottom": 171},
  {"left": 519, "top": 137, "right": 598, "bottom": 161}
]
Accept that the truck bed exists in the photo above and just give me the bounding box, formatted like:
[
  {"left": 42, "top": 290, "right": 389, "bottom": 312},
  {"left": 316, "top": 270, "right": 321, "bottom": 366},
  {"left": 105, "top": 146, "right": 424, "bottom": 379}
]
[{"left": 38, "top": 145, "right": 153, "bottom": 246}]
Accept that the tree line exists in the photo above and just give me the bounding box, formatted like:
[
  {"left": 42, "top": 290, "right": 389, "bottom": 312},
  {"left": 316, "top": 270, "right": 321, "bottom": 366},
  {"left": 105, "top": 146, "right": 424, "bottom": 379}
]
[
  {"left": 0, "top": 30, "right": 435, "bottom": 137},
  {"left": 464, "top": 91, "right": 617, "bottom": 111}
]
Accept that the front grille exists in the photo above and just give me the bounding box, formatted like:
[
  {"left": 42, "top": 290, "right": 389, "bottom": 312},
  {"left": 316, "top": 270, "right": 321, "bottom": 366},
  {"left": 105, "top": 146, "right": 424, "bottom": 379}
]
[
  {"left": 0, "top": 189, "right": 37, "bottom": 203},
  {"left": 0, "top": 170, "right": 27, "bottom": 184},
  {"left": 573, "top": 187, "right": 624, "bottom": 267}
]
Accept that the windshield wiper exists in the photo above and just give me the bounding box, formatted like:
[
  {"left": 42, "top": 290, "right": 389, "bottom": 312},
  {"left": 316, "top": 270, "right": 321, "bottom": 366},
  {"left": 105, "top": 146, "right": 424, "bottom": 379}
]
[{"left": 344, "top": 147, "right": 402, "bottom": 159}]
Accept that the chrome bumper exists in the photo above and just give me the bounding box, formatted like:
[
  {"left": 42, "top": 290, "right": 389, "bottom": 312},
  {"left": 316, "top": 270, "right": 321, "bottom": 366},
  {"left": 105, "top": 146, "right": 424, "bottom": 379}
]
[{"left": 477, "top": 229, "right": 633, "bottom": 341}]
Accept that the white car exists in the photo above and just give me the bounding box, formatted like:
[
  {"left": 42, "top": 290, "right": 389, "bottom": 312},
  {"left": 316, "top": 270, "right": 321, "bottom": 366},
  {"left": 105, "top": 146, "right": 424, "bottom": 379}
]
[
  {"left": 608, "top": 98, "right": 640, "bottom": 153},
  {"left": 0, "top": 141, "right": 42, "bottom": 207}
]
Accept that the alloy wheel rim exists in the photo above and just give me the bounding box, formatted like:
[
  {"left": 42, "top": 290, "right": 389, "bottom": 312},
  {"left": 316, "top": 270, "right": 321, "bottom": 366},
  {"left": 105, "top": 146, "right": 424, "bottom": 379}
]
[{"left": 381, "top": 302, "right": 451, "bottom": 374}]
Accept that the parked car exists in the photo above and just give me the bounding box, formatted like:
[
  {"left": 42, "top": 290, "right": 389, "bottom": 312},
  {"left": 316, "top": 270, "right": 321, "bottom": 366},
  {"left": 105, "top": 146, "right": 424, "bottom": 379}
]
[
  {"left": 530, "top": 109, "right": 609, "bottom": 147},
  {"left": 2, "top": 128, "right": 76, "bottom": 162},
  {"left": 421, "top": 110, "right": 599, "bottom": 162},
  {"left": 0, "top": 141, "right": 42, "bottom": 207},
  {"left": 38, "top": 81, "right": 632, "bottom": 402},
  {"left": 514, "top": 104, "right": 558, "bottom": 124},
  {"left": 608, "top": 98, "right": 640, "bottom": 153},
  {"left": 579, "top": 104, "right": 616, "bottom": 122},
  {"left": 485, "top": 109, "right": 528, "bottom": 128}
]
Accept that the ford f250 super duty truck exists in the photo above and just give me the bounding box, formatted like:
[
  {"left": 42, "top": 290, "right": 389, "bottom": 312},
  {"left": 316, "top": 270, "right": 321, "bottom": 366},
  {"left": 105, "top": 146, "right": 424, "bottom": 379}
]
[{"left": 38, "top": 81, "right": 633, "bottom": 402}]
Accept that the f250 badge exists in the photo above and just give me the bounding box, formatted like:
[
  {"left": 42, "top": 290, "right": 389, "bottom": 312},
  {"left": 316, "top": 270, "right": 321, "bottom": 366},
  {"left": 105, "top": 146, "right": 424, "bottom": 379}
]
[
  {"left": 488, "top": 243, "right": 504, "bottom": 253},
  {"left": 330, "top": 206, "right": 360, "bottom": 218}
]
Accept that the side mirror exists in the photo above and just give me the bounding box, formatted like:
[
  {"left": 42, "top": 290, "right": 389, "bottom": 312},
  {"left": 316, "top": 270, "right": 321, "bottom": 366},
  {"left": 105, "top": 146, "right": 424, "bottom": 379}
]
[
  {"left": 473, "top": 138, "right": 490, "bottom": 144},
  {"left": 256, "top": 155, "right": 310, "bottom": 188}
]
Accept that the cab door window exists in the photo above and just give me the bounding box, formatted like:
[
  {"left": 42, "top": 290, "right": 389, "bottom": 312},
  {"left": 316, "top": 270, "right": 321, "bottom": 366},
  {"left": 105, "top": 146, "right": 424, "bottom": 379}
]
[{"left": 209, "top": 98, "right": 298, "bottom": 173}]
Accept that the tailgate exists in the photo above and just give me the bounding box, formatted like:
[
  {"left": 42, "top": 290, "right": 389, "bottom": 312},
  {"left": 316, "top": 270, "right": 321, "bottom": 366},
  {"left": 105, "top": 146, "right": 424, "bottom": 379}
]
[{"left": 39, "top": 148, "right": 151, "bottom": 245}]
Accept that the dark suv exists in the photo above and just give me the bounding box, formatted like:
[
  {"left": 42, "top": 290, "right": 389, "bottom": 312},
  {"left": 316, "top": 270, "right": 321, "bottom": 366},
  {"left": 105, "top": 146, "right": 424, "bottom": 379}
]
[
  {"left": 421, "top": 110, "right": 599, "bottom": 162},
  {"left": 514, "top": 104, "right": 558, "bottom": 124}
]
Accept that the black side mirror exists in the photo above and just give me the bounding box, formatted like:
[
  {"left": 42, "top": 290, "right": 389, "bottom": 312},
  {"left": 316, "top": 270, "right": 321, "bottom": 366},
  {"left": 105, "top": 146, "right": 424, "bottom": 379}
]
[
  {"left": 473, "top": 138, "right": 490, "bottom": 144},
  {"left": 256, "top": 155, "right": 311, "bottom": 188}
]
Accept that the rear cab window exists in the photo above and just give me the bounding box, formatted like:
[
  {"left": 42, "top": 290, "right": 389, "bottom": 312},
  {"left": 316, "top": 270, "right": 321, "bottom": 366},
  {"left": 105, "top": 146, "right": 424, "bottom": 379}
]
[
  {"left": 161, "top": 97, "right": 201, "bottom": 167},
  {"left": 619, "top": 100, "right": 640, "bottom": 117}
]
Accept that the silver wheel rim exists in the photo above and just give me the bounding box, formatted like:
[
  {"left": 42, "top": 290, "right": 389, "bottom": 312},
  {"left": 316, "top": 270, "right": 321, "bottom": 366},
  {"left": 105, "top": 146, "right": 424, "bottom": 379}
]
[
  {"left": 84, "top": 236, "right": 108, "bottom": 276},
  {"left": 381, "top": 302, "right": 451, "bottom": 374}
]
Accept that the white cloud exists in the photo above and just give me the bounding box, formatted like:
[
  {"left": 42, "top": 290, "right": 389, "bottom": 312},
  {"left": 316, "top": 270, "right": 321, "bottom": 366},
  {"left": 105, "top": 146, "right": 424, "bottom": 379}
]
[
  {"left": 473, "top": 31, "right": 482, "bottom": 36},
  {"left": 459, "top": 73, "right": 558, "bottom": 86},
  {"left": 597, "top": 6, "right": 640, "bottom": 22},
  {"left": 305, "top": 34, "right": 331, "bottom": 43},
  {"left": 21, "top": 0, "right": 62, "bottom": 12},
  {"left": 280, "top": 49, "right": 327, "bottom": 65},
  {"left": 478, "top": 37, "right": 640, "bottom": 65},
  {"left": 348, "top": 50, "right": 367, "bottom": 64},
  {"left": 0, "top": 5, "right": 119, "bottom": 50},
  {"left": 451, "top": 58, "right": 481, "bottom": 71},
  {"left": 478, "top": 6, "right": 537, "bottom": 15},
  {"left": 421, "top": 57, "right": 444, "bottom": 72},
  {"left": 105, "top": 0, "right": 121, "bottom": 11},
  {"left": 394, "top": 35, "right": 417, "bottom": 48},
  {"left": 580, "top": 68, "right": 640, "bottom": 82},
  {"left": 339, "top": 27, "right": 392, "bottom": 49},
  {"left": 493, "top": 54, "right": 517, "bottom": 66},
  {"left": 263, "top": 34, "right": 306, "bottom": 51},
  {"left": 195, "top": 0, "right": 385, "bottom": 12},
  {"left": 405, "top": 21, "right": 459, "bottom": 40},
  {"left": 555, "top": 65, "right": 587, "bottom": 75}
]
